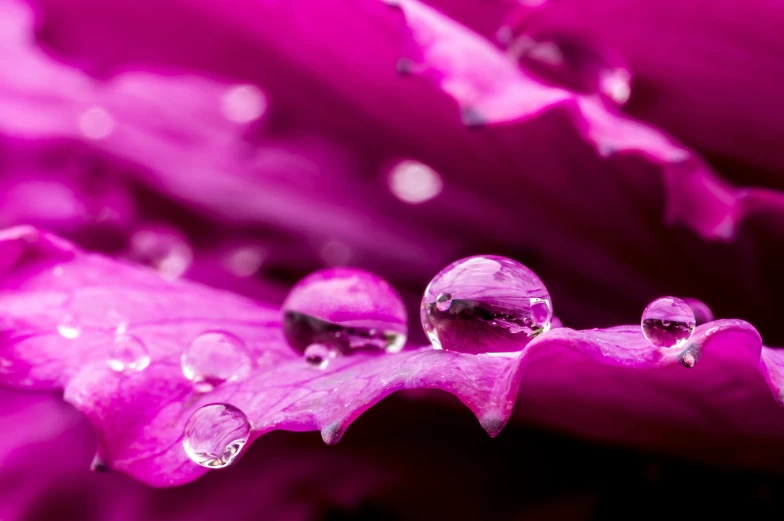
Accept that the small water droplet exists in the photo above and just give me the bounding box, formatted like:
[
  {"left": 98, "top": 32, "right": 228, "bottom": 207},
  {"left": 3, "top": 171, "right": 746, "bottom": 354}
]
[
  {"left": 421, "top": 255, "right": 553, "bottom": 354},
  {"left": 388, "top": 160, "right": 443, "bottom": 204},
  {"left": 641, "top": 297, "right": 696, "bottom": 348},
  {"left": 304, "top": 344, "right": 337, "bottom": 369},
  {"left": 181, "top": 331, "right": 252, "bottom": 392},
  {"left": 183, "top": 403, "right": 251, "bottom": 469},
  {"left": 282, "top": 268, "right": 408, "bottom": 357},
  {"left": 57, "top": 315, "right": 81, "bottom": 339},
  {"left": 681, "top": 352, "right": 696, "bottom": 368},
  {"left": 505, "top": 33, "right": 631, "bottom": 105},
  {"left": 683, "top": 297, "right": 714, "bottom": 326},
  {"left": 127, "top": 224, "right": 193, "bottom": 280},
  {"left": 107, "top": 334, "right": 150, "bottom": 372}
]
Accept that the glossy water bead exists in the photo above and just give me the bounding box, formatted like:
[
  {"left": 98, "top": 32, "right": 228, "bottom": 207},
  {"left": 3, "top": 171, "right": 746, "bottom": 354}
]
[
  {"left": 421, "top": 255, "right": 553, "bottom": 354},
  {"left": 641, "top": 297, "right": 696, "bottom": 348},
  {"left": 183, "top": 403, "right": 251, "bottom": 469},
  {"left": 181, "top": 331, "right": 252, "bottom": 392},
  {"left": 282, "top": 268, "right": 408, "bottom": 361},
  {"left": 107, "top": 334, "right": 150, "bottom": 373}
]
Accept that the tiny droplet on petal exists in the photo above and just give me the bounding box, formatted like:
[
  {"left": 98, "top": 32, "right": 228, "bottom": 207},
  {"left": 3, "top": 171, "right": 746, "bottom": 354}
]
[
  {"left": 183, "top": 403, "right": 251, "bottom": 469},
  {"left": 107, "top": 334, "right": 150, "bottom": 372},
  {"left": 181, "top": 331, "right": 252, "bottom": 392}
]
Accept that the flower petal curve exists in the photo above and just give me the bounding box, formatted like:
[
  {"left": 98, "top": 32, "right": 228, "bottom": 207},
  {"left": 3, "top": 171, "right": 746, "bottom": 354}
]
[{"left": 2, "top": 227, "right": 784, "bottom": 487}]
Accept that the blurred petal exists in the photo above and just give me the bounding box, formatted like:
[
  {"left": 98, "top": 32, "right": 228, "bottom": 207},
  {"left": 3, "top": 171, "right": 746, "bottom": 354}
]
[{"left": 502, "top": 0, "right": 784, "bottom": 188}]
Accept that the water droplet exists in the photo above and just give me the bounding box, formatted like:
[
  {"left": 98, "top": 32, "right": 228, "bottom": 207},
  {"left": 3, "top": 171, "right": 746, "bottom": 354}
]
[
  {"left": 57, "top": 315, "right": 81, "bottom": 339},
  {"left": 181, "top": 331, "right": 252, "bottom": 392},
  {"left": 223, "top": 245, "right": 265, "bottom": 277},
  {"left": 304, "top": 344, "right": 337, "bottom": 369},
  {"left": 107, "top": 334, "right": 150, "bottom": 372},
  {"left": 78, "top": 107, "right": 115, "bottom": 140},
  {"left": 319, "top": 240, "right": 352, "bottom": 266},
  {"left": 127, "top": 224, "right": 193, "bottom": 280},
  {"left": 421, "top": 255, "right": 553, "bottom": 354},
  {"left": 183, "top": 403, "right": 251, "bottom": 469},
  {"left": 682, "top": 297, "right": 714, "bottom": 326},
  {"left": 282, "top": 268, "right": 408, "bottom": 356},
  {"left": 387, "top": 160, "right": 443, "bottom": 204},
  {"left": 641, "top": 297, "right": 696, "bottom": 348},
  {"left": 220, "top": 84, "right": 267, "bottom": 123},
  {"left": 505, "top": 33, "right": 631, "bottom": 105}
]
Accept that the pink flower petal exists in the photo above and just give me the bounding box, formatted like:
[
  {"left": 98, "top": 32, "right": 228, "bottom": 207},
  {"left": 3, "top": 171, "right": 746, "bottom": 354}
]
[{"left": 2, "top": 227, "right": 784, "bottom": 487}]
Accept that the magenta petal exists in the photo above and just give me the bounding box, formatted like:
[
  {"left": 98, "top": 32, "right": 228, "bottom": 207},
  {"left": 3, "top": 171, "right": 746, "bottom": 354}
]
[{"left": 2, "top": 227, "right": 784, "bottom": 486}]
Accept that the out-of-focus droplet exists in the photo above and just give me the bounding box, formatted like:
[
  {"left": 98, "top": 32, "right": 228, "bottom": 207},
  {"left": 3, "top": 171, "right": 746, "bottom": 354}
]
[
  {"left": 78, "top": 107, "right": 115, "bottom": 140},
  {"left": 128, "top": 223, "right": 193, "bottom": 280},
  {"left": 220, "top": 84, "right": 267, "bottom": 124},
  {"left": 506, "top": 33, "right": 631, "bottom": 105},
  {"left": 57, "top": 315, "right": 81, "bottom": 339},
  {"left": 181, "top": 331, "right": 252, "bottom": 393},
  {"left": 641, "top": 297, "right": 696, "bottom": 348},
  {"left": 183, "top": 403, "right": 251, "bottom": 469},
  {"left": 682, "top": 297, "right": 714, "bottom": 326},
  {"left": 421, "top": 255, "right": 552, "bottom": 354},
  {"left": 223, "top": 245, "right": 265, "bottom": 277},
  {"left": 388, "top": 160, "right": 443, "bottom": 204},
  {"left": 320, "top": 240, "right": 352, "bottom": 266},
  {"left": 282, "top": 268, "right": 408, "bottom": 357},
  {"left": 304, "top": 344, "right": 337, "bottom": 369},
  {"left": 107, "top": 334, "right": 150, "bottom": 372}
]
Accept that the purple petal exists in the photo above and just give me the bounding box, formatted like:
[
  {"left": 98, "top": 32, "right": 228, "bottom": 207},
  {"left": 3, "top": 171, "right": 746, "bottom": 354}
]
[{"left": 2, "top": 227, "right": 784, "bottom": 487}]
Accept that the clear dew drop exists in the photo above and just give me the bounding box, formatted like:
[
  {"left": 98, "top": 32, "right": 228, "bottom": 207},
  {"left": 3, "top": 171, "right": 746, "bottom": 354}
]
[
  {"left": 282, "top": 268, "right": 408, "bottom": 358},
  {"left": 107, "top": 334, "right": 150, "bottom": 373},
  {"left": 181, "top": 331, "right": 252, "bottom": 392},
  {"left": 183, "top": 403, "right": 251, "bottom": 469},
  {"left": 420, "top": 255, "right": 553, "bottom": 354},
  {"left": 505, "top": 33, "right": 632, "bottom": 105},
  {"left": 641, "top": 297, "right": 696, "bottom": 348},
  {"left": 304, "top": 344, "right": 337, "bottom": 370}
]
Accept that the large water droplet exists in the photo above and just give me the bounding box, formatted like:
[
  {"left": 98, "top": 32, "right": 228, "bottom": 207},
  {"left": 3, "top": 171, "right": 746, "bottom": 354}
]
[
  {"left": 107, "top": 334, "right": 150, "bottom": 372},
  {"left": 641, "top": 297, "right": 696, "bottom": 348},
  {"left": 282, "top": 268, "right": 408, "bottom": 357},
  {"left": 421, "top": 255, "right": 553, "bottom": 354},
  {"left": 127, "top": 223, "right": 193, "bottom": 280},
  {"left": 505, "top": 33, "right": 631, "bottom": 105},
  {"left": 183, "top": 403, "right": 251, "bottom": 469},
  {"left": 181, "top": 331, "right": 252, "bottom": 392}
]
